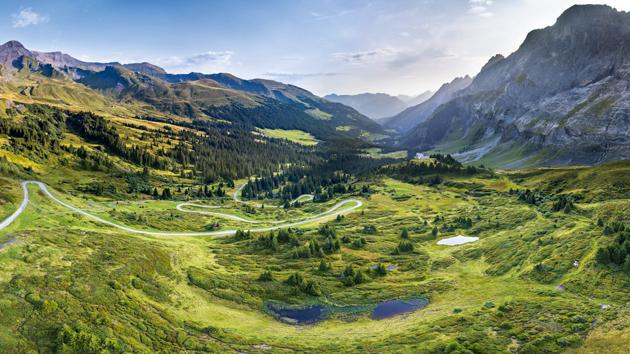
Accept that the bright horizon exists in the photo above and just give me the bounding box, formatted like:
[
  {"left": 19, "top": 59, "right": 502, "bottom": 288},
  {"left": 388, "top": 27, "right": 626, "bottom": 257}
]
[{"left": 2, "top": 0, "right": 630, "bottom": 96}]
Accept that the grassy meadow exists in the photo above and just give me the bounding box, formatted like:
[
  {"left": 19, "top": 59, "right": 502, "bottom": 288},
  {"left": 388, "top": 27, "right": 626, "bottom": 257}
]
[{"left": 0, "top": 160, "right": 629, "bottom": 352}]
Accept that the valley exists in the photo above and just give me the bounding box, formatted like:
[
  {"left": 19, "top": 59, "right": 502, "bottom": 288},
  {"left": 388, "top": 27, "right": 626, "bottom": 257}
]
[
  {"left": 0, "top": 155, "right": 629, "bottom": 352},
  {"left": 0, "top": 2, "right": 629, "bottom": 353}
]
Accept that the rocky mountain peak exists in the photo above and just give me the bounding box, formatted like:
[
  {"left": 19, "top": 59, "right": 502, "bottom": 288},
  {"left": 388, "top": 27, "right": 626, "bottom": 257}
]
[
  {"left": 555, "top": 4, "right": 618, "bottom": 27},
  {"left": 1, "top": 40, "right": 27, "bottom": 50},
  {"left": 0, "top": 41, "right": 34, "bottom": 74}
]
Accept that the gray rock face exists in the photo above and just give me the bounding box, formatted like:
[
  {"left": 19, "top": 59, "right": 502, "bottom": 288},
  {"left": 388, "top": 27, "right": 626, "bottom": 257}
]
[
  {"left": 384, "top": 76, "right": 472, "bottom": 133},
  {"left": 403, "top": 4, "right": 630, "bottom": 167},
  {"left": 33, "top": 50, "right": 120, "bottom": 72},
  {"left": 0, "top": 41, "right": 33, "bottom": 75}
]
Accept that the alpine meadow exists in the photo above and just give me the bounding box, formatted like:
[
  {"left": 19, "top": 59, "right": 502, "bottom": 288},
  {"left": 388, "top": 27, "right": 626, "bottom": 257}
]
[{"left": 0, "top": 1, "right": 629, "bottom": 353}]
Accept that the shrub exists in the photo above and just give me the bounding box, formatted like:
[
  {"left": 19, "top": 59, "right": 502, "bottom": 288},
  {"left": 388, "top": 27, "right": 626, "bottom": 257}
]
[
  {"left": 362, "top": 225, "right": 377, "bottom": 234},
  {"left": 352, "top": 237, "right": 367, "bottom": 249},
  {"left": 318, "top": 260, "right": 331, "bottom": 272},
  {"left": 396, "top": 240, "right": 414, "bottom": 253},
  {"left": 258, "top": 271, "right": 273, "bottom": 281},
  {"left": 373, "top": 264, "right": 387, "bottom": 276}
]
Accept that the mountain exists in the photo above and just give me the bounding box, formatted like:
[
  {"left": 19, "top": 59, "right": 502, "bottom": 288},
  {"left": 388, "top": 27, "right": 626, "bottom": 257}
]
[
  {"left": 0, "top": 40, "right": 34, "bottom": 75},
  {"left": 32, "top": 51, "right": 120, "bottom": 72},
  {"left": 397, "top": 90, "right": 433, "bottom": 107},
  {"left": 401, "top": 5, "right": 630, "bottom": 168},
  {"left": 0, "top": 41, "right": 386, "bottom": 142},
  {"left": 383, "top": 76, "right": 472, "bottom": 132},
  {"left": 324, "top": 93, "right": 408, "bottom": 120}
]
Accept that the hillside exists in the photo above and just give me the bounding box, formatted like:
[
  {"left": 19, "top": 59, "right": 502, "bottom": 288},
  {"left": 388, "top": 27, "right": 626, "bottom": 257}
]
[
  {"left": 0, "top": 3, "right": 629, "bottom": 353},
  {"left": 0, "top": 41, "right": 386, "bottom": 143},
  {"left": 401, "top": 5, "right": 630, "bottom": 167},
  {"left": 383, "top": 76, "right": 472, "bottom": 133}
]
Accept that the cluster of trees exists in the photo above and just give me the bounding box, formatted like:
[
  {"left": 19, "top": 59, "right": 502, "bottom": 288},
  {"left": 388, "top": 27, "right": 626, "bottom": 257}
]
[
  {"left": 241, "top": 169, "right": 354, "bottom": 204},
  {"left": 341, "top": 265, "right": 367, "bottom": 286},
  {"left": 511, "top": 189, "right": 548, "bottom": 206},
  {"left": 56, "top": 323, "right": 123, "bottom": 353},
  {"left": 453, "top": 216, "right": 474, "bottom": 229},
  {"left": 293, "top": 235, "right": 341, "bottom": 258},
  {"left": 600, "top": 220, "right": 626, "bottom": 235},
  {"left": 381, "top": 154, "right": 482, "bottom": 185},
  {"left": 395, "top": 240, "right": 414, "bottom": 254},
  {"left": 174, "top": 119, "right": 317, "bottom": 182},
  {"left": 362, "top": 225, "right": 377, "bottom": 234},
  {"left": 3, "top": 103, "right": 324, "bottom": 186},
  {"left": 234, "top": 229, "right": 252, "bottom": 241},
  {"left": 512, "top": 189, "right": 577, "bottom": 213},
  {"left": 596, "top": 230, "right": 630, "bottom": 272},
  {"left": 552, "top": 195, "right": 576, "bottom": 213},
  {"left": 285, "top": 272, "right": 321, "bottom": 296},
  {"left": 68, "top": 112, "right": 169, "bottom": 169}
]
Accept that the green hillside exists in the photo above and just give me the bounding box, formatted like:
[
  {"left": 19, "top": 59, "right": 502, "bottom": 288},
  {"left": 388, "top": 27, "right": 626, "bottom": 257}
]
[{"left": 0, "top": 102, "right": 628, "bottom": 352}]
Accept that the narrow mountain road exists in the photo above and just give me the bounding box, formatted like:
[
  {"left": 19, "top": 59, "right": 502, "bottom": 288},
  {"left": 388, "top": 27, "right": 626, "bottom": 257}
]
[{"left": 0, "top": 181, "right": 362, "bottom": 237}]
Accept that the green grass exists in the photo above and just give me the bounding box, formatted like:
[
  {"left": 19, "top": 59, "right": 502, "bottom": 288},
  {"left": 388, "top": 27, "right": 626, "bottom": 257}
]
[
  {"left": 361, "top": 148, "right": 407, "bottom": 159},
  {"left": 0, "top": 162, "right": 629, "bottom": 352},
  {"left": 257, "top": 128, "right": 319, "bottom": 146},
  {"left": 305, "top": 108, "right": 333, "bottom": 120}
]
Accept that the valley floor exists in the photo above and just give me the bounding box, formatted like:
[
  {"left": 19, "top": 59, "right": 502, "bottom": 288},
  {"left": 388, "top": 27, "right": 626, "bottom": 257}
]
[{"left": 0, "top": 165, "right": 629, "bottom": 353}]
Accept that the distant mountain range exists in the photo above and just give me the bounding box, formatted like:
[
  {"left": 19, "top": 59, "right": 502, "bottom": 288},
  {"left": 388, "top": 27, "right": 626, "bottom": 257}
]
[
  {"left": 382, "top": 76, "right": 471, "bottom": 132},
  {"left": 0, "top": 40, "right": 385, "bottom": 142},
  {"left": 390, "top": 4, "right": 630, "bottom": 167},
  {"left": 324, "top": 91, "right": 432, "bottom": 120}
]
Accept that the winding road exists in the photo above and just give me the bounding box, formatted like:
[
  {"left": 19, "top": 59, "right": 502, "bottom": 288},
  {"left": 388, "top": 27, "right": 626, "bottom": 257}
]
[{"left": 0, "top": 181, "right": 362, "bottom": 237}]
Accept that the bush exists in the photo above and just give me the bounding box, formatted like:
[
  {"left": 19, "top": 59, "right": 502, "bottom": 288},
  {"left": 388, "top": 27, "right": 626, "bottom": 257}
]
[
  {"left": 362, "top": 225, "right": 377, "bottom": 234},
  {"left": 258, "top": 271, "right": 273, "bottom": 281},
  {"left": 318, "top": 260, "right": 331, "bottom": 272},
  {"left": 373, "top": 264, "right": 387, "bottom": 276},
  {"left": 351, "top": 237, "right": 367, "bottom": 249},
  {"left": 396, "top": 240, "right": 414, "bottom": 253}
]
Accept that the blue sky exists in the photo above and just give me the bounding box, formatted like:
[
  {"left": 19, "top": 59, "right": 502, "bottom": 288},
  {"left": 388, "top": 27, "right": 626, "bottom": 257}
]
[{"left": 2, "top": 0, "right": 629, "bottom": 95}]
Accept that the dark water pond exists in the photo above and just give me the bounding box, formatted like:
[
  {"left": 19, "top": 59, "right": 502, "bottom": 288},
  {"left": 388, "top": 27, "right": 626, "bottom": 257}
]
[
  {"left": 371, "top": 298, "right": 429, "bottom": 320},
  {"left": 368, "top": 265, "right": 398, "bottom": 271},
  {"left": 265, "top": 303, "right": 327, "bottom": 325}
]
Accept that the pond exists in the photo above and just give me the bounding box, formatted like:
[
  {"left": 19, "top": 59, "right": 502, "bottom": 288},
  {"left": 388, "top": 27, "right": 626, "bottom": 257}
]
[
  {"left": 371, "top": 298, "right": 429, "bottom": 320},
  {"left": 437, "top": 235, "right": 479, "bottom": 246},
  {"left": 368, "top": 265, "right": 398, "bottom": 271},
  {"left": 265, "top": 303, "right": 327, "bottom": 325}
]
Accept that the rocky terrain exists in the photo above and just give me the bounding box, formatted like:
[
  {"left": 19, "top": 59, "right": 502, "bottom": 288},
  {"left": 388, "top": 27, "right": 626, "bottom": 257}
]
[{"left": 399, "top": 5, "right": 630, "bottom": 167}]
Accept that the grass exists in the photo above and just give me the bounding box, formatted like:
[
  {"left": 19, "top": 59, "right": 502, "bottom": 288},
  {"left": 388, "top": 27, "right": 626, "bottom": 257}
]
[
  {"left": 257, "top": 128, "right": 319, "bottom": 146},
  {"left": 305, "top": 108, "right": 333, "bottom": 120},
  {"left": 0, "top": 162, "right": 629, "bottom": 352},
  {"left": 361, "top": 148, "right": 407, "bottom": 159}
]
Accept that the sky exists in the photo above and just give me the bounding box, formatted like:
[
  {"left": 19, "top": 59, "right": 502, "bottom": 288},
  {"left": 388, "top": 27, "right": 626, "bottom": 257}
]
[{"left": 2, "top": 0, "right": 630, "bottom": 96}]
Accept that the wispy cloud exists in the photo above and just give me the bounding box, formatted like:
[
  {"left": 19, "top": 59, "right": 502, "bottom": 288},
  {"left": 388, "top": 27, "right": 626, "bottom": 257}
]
[
  {"left": 12, "top": 8, "right": 48, "bottom": 28},
  {"left": 156, "top": 51, "right": 234, "bottom": 72},
  {"left": 468, "top": 0, "right": 494, "bottom": 18},
  {"left": 333, "top": 48, "right": 398, "bottom": 64},
  {"left": 387, "top": 48, "right": 455, "bottom": 69},
  {"left": 263, "top": 72, "right": 344, "bottom": 81},
  {"left": 333, "top": 47, "right": 453, "bottom": 69},
  {"left": 310, "top": 8, "right": 357, "bottom": 20}
]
